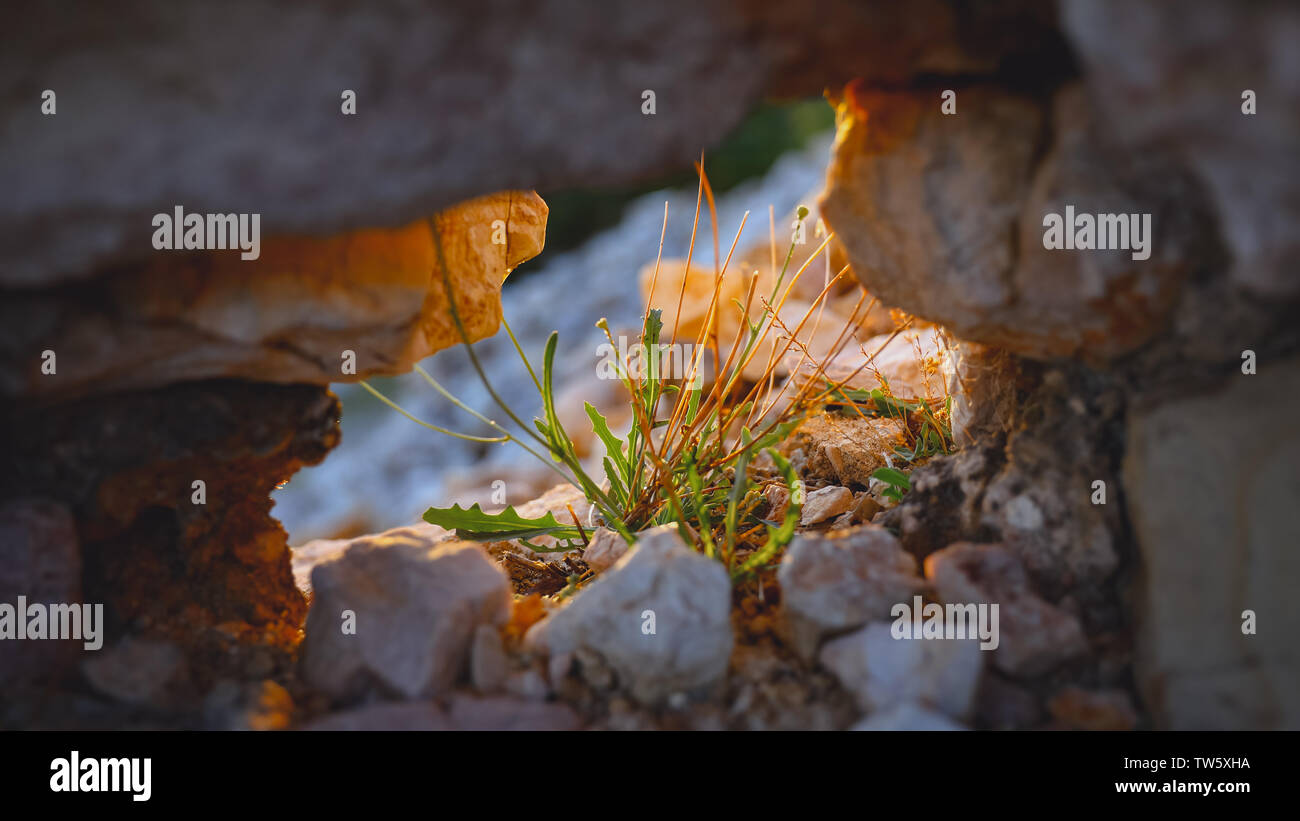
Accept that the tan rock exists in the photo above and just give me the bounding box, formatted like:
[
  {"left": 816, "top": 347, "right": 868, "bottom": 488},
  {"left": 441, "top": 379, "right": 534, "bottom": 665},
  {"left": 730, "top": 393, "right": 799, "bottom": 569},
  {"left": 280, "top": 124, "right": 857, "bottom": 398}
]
[
  {"left": 820, "top": 82, "right": 1197, "bottom": 362},
  {"left": 788, "top": 413, "right": 907, "bottom": 487},
  {"left": 4, "top": 191, "right": 546, "bottom": 399},
  {"left": 799, "top": 486, "right": 853, "bottom": 525}
]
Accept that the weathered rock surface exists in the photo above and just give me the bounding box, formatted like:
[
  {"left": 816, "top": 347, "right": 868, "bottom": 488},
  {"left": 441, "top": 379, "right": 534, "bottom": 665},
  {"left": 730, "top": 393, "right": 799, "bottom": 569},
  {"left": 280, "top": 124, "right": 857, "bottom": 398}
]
[
  {"left": 925, "top": 542, "right": 1088, "bottom": 677},
  {"left": 292, "top": 522, "right": 450, "bottom": 594},
  {"left": 1, "top": 381, "right": 338, "bottom": 640},
  {"left": 799, "top": 486, "right": 853, "bottom": 526},
  {"left": 778, "top": 526, "right": 923, "bottom": 659},
  {"left": 1061, "top": 0, "right": 1300, "bottom": 303},
  {"left": 2, "top": 192, "right": 546, "bottom": 399},
  {"left": 891, "top": 365, "right": 1122, "bottom": 595},
  {"left": 941, "top": 336, "right": 1018, "bottom": 447},
  {"left": 821, "top": 81, "right": 1210, "bottom": 362},
  {"left": 301, "top": 537, "right": 510, "bottom": 701},
  {"left": 787, "top": 413, "right": 907, "bottom": 488},
  {"left": 1, "top": 0, "right": 1061, "bottom": 284},
  {"left": 820, "top": 622, "right": 984, "bottom": 720},
  {"left": 0, "top": 498, "right": 82, "bottom": 687},
  {"left": 527, "top": 525, "right": 732, "bottom": 704},
  {"left": 1123, "top": 360, "right": 1300, "bottom": 729}
]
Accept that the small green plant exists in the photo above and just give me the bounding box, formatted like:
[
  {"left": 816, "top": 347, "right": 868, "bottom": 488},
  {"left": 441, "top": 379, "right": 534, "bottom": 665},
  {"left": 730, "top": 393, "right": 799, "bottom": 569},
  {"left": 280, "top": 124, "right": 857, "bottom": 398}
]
[
  {"left": 364, "top": 170, "right": 936, "bottom": 583},
  {"left": 870, "top": 466, "right": 910, "bottom": 503}
]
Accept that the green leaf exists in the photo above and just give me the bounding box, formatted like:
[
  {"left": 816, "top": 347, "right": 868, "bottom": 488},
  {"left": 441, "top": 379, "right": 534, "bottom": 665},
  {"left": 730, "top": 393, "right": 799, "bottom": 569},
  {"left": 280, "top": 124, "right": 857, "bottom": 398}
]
[
  {"left": 586, "top": 402, "right": 629, "bottom": 475},
  {"left": 871, "top": 466, "right": 909, "bottom": 487},
  {"left": 422, "top": 502, "right": 580, "bottom": 543}
]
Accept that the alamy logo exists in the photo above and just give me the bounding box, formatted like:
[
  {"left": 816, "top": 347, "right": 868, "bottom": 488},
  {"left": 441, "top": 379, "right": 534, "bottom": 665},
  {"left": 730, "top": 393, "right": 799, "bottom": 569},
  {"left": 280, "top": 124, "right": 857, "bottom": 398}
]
[
  {"left": 0, "top": 597, "right": 102, "bottom": 650},
  {"left": 151, "top": 206, "right": 261, "bottom": 260},
  {"left": 891, "top": 595, "right": 999, "bottom": 650},
  {"left": 50, "top": 751, "right": 151, "bottom": 802},
  {"left": 1042, "top": 205, "right": 1151, "bottom": 261},
  {"left": 596, "top": 336, "right": 702, "bottom": 387}
]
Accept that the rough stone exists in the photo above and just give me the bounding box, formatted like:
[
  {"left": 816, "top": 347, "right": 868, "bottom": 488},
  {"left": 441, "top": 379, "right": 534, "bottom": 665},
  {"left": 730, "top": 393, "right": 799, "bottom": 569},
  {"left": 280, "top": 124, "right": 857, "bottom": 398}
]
[
  {"left": 788, "top": 413, "right": 907, "bottom": 488},
  {"left": 925, "top": 542, "right": 1088, "bottom": 677},
  {"left": 301, "top": 537, "right": 510, "bottom": 701},
  {"left": 1, "top": 192, "right": 545, "bottom": 400},
  {"left": 1, "top": 0, "right": 1061, "bottom": 284},
  {"left": 1, "top": 381, "right": 339, "bottom": 642},
  {"left": 820, "top": 622, "right": 985, "bottom": 720},
  {"left": 526, "top": 524, "right": 732, "bottom": 704},
  {"left": 799, "top": 486, "right": 853, "bottom": 526},
  {"left": 941, "top": 336, "right": 1018, "bottom": 447},
  {"left": 821, "top": 81, "right": 1209, "bottom": 362},
  {"left": 778, "top": 526, "right": 923, "bottom": 659},
  {"left": 582, "top": 527, "right": 629, "bottom": 573},
  {"left": 1123, "top": 360, "right": 1300, "bottom": 729}
]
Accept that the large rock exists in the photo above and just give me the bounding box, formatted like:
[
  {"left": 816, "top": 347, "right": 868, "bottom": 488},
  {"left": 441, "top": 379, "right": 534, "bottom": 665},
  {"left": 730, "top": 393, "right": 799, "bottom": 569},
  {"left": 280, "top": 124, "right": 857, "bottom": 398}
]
[
  {"left": 820, "top": 84, "right": 1043, "bottom": 349},
  {"left": 1, "top": 192, "right": 545, "bottom": 399},
  {"left": 925, "top": 542, "right": 1088, "bottom": 677},
  {"left": 526, "top": 524, "right": 732, "bottom": 704},
  {"left": 777, "top": 526, "right": 923, "bottom": 659},
  {"left": 301, "top": 535, "right": 510, "bottom": 701},
  {"left": 891, "top": 365, "right": 1122, "bottom": 595},
  {"left": 820, "top": 621, "right": 985, "bottom": 720},
  {"left": 821, "top": 81, "right": 1208, "bottom": 362},
  {"left": 1, "top": 381, "right": 338, "bottom": 640},
  {"left": 1123, "top": 360, "right": 1300, "bottom": 729},
  {"left": 0, "top": 0, "right": 1061, "bottom": 284},
  {"left": 1062, "top": 0, "right": 1300, "bottom": 302}
]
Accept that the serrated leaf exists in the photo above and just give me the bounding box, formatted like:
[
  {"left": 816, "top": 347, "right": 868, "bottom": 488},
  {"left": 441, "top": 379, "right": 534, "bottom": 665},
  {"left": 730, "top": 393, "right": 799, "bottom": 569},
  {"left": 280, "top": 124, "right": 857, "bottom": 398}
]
[{"left": 422, "top": 502, "right": 580, "bottom": 542}]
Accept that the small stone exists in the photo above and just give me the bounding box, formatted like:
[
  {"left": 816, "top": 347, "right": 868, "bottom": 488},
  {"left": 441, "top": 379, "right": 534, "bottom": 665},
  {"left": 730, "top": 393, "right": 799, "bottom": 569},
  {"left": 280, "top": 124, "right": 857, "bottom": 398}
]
[
  {"left": 764, "top": 483, "right": 790, "bottom": 518},
  {"left": 526, "top": 524, "right": 732, "bottom": 705},
  {"left": 853, "top": 492, "right": 883, "bottom": 522},
  {"left": 301, "top": 535, "right": 510, "bottom": 700},
  {"left": 582, "top": 527, "right": 628, "bottom": 573},
  {"left": 851, "top": 702, "right": 967, "bottom": 731},
  {"left": 819, "top": 622, "right": 985, "bottom": 720},
  {"left": 925, "top": 542, "right": 1088, "bottom": 677},
  {"left": 790, "top": 414, "right": 908, "bottom": 487},
  {"left": 777, "top": 526, "right": 923, "bottom": 660},
  {"left": 800, "top": 486, "right": 854, "bottom": 525}
]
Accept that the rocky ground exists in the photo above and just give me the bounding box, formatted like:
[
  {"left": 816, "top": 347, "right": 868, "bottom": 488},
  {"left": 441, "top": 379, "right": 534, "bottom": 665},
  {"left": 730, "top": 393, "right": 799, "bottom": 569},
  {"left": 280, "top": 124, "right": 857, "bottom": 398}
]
[{"left": 3, "top": 0, "right": 1295, "bottom": 731}]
